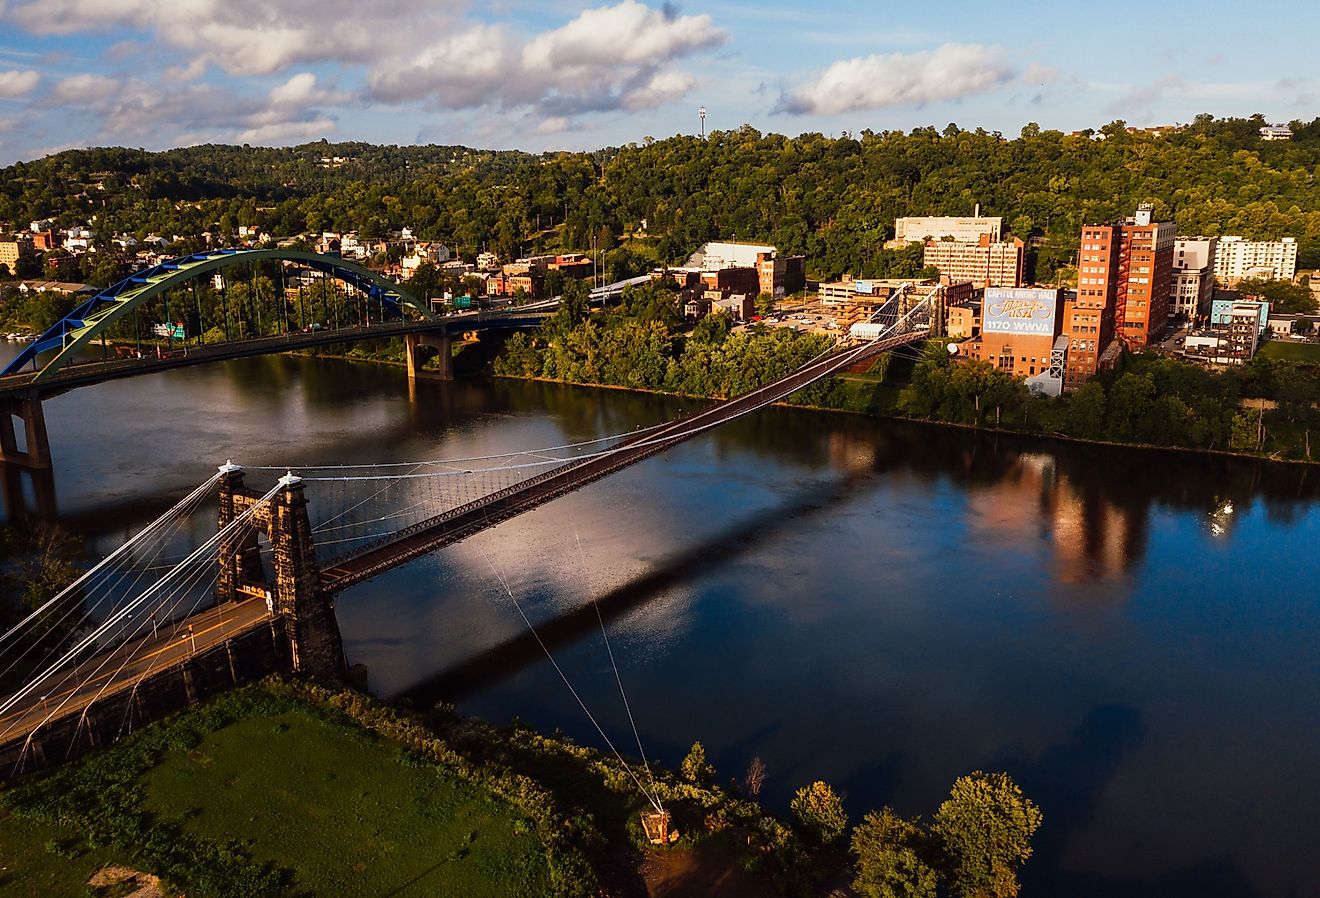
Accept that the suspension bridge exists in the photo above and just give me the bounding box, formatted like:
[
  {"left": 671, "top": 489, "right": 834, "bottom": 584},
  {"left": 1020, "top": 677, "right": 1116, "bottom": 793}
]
[{"left": 0, "top": 287, "right": 939, "bottom": 778}]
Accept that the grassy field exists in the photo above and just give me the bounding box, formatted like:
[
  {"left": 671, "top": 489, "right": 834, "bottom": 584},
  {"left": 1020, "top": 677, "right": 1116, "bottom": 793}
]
[
  {"left": 0, "top": 814, "right": 122, "bottom": 896},
  {"left": 0, "top": 691, "right": 551, "bottom": 897},
  {"left": 140, "top": 710, "right": 548, "bottom": 897},
  {"left": 1259, "top": 340, "right": 1320, "bottom": 362}
]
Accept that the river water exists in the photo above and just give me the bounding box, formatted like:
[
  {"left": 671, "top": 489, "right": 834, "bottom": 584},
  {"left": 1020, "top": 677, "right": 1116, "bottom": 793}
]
[{"left": 4, "top": 345, "right": 1318, "bottom": 898}]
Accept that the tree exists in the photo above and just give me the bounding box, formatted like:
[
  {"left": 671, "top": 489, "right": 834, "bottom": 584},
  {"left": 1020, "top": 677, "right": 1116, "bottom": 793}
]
[
  {"left": 755, "top": 292, "right": 776, "bottom": 317},
  {"left": 791, "top": 780, "right": 848, "bottom": 846},
  {"left": 932, "top": 772, "right": 1042, "bottom": 898},
  {"left": 851, "top": 808, "right": 939, "bottom": 898},
  {"left": 690, "top": 310, "right": 731, "bottom": 345},
  {"left": 744, "top": 756, "right": 766, "bottom": 797},
  {"left": 680, "top": 741, "right": 715, "bottom": 784},
  {"left": 1230, "top": 409, "right": 1265, "bottom": 451},
  {"left": 547, "top": 277, "right": 590, "bottom": 334},
  {"left": 0, "top": 523, "right": 86, "bottom": 672}
]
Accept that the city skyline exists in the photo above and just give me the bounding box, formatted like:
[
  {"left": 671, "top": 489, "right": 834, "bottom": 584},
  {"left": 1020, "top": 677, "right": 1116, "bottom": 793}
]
[{"left": 0, "top": 0, "right": 1317, "bottom": 165}]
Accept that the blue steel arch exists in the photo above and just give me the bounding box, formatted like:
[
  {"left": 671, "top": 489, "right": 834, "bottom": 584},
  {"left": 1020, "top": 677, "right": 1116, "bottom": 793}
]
[{"left": 4, "top": 248, "right": 435, "bottom": 381}]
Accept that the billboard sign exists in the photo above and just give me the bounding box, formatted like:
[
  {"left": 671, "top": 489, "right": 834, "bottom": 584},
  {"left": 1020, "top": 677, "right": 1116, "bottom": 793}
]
[{"left": 983, "top": 288, "right": 1060, "bottom": 336}]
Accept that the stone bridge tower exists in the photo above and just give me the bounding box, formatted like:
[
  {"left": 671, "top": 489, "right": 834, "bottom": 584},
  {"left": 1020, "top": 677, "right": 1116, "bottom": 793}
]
[{"left": 216, "top": 463, "right": 346, "bottom": 681}]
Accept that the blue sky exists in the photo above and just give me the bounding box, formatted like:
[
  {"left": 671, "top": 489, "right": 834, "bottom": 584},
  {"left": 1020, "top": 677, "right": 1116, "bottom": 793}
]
[{"left": 0, "top": 0, "right": 1314, "bottom": 164}]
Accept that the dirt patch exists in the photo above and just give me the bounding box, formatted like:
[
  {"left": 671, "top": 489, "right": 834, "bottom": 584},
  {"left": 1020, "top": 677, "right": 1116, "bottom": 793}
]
[
  {"left": 639, "top": 842, "right": 771, "bottom": 898},
  {"left": 87, "top": 865, "right": 169, "bottom": 898}
]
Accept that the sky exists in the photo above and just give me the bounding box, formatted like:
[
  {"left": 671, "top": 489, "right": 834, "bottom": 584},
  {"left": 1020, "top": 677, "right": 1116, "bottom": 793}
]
[{"left": 0, "top": 0, "right": 1316, "bottom": 164}]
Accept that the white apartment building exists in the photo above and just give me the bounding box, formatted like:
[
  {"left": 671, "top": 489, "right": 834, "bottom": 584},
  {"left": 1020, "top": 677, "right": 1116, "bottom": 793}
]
[
  {"left": 893, "top": 216, "right": 1001, "bottom": 245},
  {"left": 922, "top": 235, "right": 1023, "bottom": 288},
  {"left": 1212, "top": 236, "right": 1297, "bottom": 284},
  {"left": 1170, "top": 237, "right": 1217, "bottom": 321}
]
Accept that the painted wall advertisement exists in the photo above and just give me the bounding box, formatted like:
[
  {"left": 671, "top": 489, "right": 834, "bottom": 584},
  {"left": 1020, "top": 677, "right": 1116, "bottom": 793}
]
[{"left": 983, "top": 288, "right": 1060, "bottom": 336}]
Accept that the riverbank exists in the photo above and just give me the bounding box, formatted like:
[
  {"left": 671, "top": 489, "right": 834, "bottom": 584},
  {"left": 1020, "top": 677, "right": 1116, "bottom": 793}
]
[
  {"left": 0, "top": 678, "right": 794, "bottom": 898},
  {"left": 485, "top": 368, "right": 1320, "bottom": 470}
]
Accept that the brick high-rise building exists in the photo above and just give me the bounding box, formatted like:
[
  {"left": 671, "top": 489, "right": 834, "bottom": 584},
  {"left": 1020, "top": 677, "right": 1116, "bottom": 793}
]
[
  {"left": 1066, "top": 205, "right": 1175, "bottom": 386},
  {"left": 1114, "top": 205, "right": 1175, "bottom": 350},
  {"left": 1066, "top": 225, "right": 1120, "bottom": 388}
]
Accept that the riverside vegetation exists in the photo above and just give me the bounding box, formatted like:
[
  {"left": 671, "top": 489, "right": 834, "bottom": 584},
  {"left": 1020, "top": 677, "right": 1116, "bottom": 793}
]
[
  {"left": 0, "top": 677, "right": 1043, "bottom": 898},
  {"left": 493, "top": 279, "right": 1320, "bottom": 462}
]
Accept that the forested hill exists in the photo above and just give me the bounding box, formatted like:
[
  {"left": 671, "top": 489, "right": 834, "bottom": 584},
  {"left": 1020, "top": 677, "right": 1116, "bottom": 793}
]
[{"left": 4, "top": 114, "right": 1320, "bottom": 280}]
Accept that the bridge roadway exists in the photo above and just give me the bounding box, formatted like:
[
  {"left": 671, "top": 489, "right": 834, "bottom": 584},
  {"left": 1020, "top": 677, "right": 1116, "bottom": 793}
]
[
  {"left": 0, "top": 597, "right": 273, "bottom": 743},
  {"left": 319, "top": 329, "right": 922, "bottom": 592},
  {"left": 0, "top": 310, "right": 547, "bottom": 399}
]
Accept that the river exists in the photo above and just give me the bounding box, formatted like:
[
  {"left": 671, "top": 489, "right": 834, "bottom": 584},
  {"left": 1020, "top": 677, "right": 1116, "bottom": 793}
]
[{"left": 3, "top": 344, "right": 1318, "bottom": 898}]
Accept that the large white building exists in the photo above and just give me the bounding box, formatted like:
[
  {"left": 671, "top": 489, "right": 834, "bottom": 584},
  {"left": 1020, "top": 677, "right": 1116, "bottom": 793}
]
[
  {"left": 688, "top": 241, "right": 777, "bottom": 271},
  {"left": 893, "top": 216, "right": 1001, "bottom": 245},
  {"left": 922, "top": 235, "right": 1023, "bottom": 288},
  {"left": 1211, "top": 236, "right": 1298, "bottom": 284},
  {"left": 1170, "top": 237, "right": 1217, "bottom": 322}
]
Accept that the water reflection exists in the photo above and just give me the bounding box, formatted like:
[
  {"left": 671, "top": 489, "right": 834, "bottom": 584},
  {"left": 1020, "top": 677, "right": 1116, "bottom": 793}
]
[{"left": 2, "top": 344, "right": 1319, "bottom": 898}]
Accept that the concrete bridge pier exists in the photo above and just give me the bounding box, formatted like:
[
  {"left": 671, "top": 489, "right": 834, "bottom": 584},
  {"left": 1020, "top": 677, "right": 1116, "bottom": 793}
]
[
  {"left": 0, "top": 395, "right": 51, "bottom": 470},
  {"left": 216, "top": 462, "right": 265, "bottom": 603},
  {"left": 405, "top": 332, "right": 453, "bottom": 382}
]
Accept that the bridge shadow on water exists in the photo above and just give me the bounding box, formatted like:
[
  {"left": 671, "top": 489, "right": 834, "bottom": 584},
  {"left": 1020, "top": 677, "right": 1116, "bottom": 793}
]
[{"left": 397, "top": 467, "right": 877, "bottom": 707}]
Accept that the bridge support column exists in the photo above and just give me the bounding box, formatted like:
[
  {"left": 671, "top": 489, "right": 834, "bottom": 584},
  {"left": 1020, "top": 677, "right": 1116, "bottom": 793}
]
[
  {"left": 216, "top": 463, "right": 264, "bottom": 604},
  {"left": 405, "top": 332, "right": 453, "bottom": 382},
  {"left": 0, "top": 396, "right": 52, "bottom": 470},
  {"left": 270, "top": 473, "right": 346, "bottom": 681}
]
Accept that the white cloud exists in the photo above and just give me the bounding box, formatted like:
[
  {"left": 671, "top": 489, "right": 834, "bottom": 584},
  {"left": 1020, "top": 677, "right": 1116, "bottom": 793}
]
[
  {"left": 370, "top": 0, "right": 725, "bottom": 115},
  {"left": 10, "top": 0, "right": 444, "bottom": 76},
  {"left": 778, "top": 43, "right": 1017, "bottom": 115},
  {"left": 0, "top": 69, "right": 39, "bottom": 98},
  {"left": 367, "top": 24, "right": 518, "bottom": 108},
  {"left": 620, "top": 69, "right": 694, "bottom": 111},
  {"left": 535, "top": 116, "right": 572, "bottom": 135},
  {"left": 4, "top": 0, "right": 724, "bottom": 154},
  {"left": 50, "top": 73, "right": 118, "bottom": 103},
  {"left": 44, "top": 71, "right": 337, "bottom": 148},
  {"left": 522, "top": 0, "right": 721, "bottom": 82},
  {"left": 236, "top": 116, "right": 334, "bottom": 144}
]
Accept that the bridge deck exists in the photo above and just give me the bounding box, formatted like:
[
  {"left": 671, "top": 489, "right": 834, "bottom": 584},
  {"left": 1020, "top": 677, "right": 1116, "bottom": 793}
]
[
  {"left": 0, "top": 598, "right": 273, "bottom": 746},
  {"left": 321, "top": 330, "right": 922, "bottom": 592}
]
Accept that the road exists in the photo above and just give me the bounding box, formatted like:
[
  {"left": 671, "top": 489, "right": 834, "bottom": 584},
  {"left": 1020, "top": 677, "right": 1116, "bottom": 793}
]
[{"left": 0, "top": 597, "right": 272, "bottom": 744}]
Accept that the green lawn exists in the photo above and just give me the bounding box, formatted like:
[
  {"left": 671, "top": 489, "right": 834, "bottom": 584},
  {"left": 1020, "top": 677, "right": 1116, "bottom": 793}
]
[
  {"left": 139, "top": 711, "right": 547, "bottom": 897},
  {"left": 0, "top": 693, "right": 552, "bottom": 898},
  {"left": 0, "top": 814, "right": 122, "bottom": 896},
  {"left": 1259, "top": 340, "right": 1320, "bottom": 362}
]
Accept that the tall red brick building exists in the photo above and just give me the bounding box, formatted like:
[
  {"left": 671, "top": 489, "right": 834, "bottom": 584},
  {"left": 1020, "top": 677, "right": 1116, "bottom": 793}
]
[
  {"left": 1113, "top": 204, "right": 1175, "bottom": 349},
  {"left": 1066, "top": 205, "right": 1175, "bottom": 388}
]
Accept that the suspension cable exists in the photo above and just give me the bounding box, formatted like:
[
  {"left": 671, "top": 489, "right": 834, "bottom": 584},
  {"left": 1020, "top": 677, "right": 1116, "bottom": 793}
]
[{"left": 478, "top": 542, "right": 665, "bottom": 815}]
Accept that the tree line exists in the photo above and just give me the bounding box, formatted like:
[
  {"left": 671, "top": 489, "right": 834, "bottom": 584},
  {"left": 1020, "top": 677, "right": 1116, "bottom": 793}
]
[{"left": 6, "top": 114, "right": 1320, "bottom": 286}]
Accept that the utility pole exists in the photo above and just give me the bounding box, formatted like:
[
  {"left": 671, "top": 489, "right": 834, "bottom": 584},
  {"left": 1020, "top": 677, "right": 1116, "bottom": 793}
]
[{"left": 699, "top": 107, "right": 706, "bottom": 138}]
